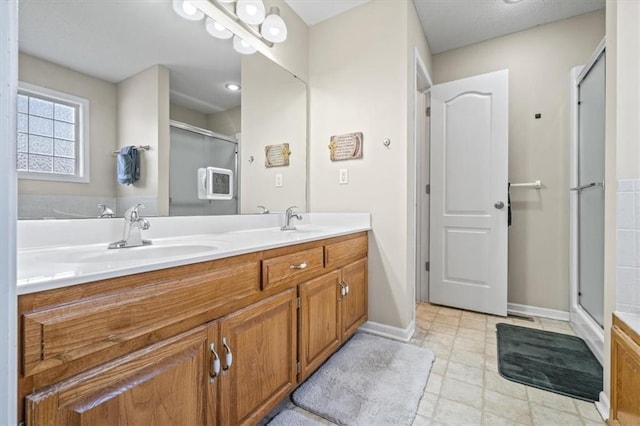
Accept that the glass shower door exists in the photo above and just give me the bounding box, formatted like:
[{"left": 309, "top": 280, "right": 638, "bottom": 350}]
[{"left": 576, "top": 51, "right": 605, "bottom": 327}]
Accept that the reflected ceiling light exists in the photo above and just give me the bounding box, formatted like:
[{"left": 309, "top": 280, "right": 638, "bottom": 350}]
[
  {"left": 260, "top": 7, "right": 287, "bottom": 43},
  {"left": 172, "top": 0, "right": 204, "bottom": 21},
  {"left": 233, "top": 35, "right": 257, "bottom": 54},
  {"left": 236, "top": 0, "right": 266, "bottom": 26},
  {"left": 225, "top": 83, "right": 241, "bottom": 91},
  {"left": 206, "top": 17, "right": 233, "bottom": 39}
]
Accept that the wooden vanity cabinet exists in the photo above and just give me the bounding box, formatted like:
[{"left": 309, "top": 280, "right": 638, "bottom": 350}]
[
  {"left": 217, "top": 289, "right": 297, "bottom": 426},
  {"left": 611, "top": 314, "right": 640, "bottom": 425},
  {"left": 26, "top": 325, "right": 216, "bottom": 425},
  {"left": 18, "top": 232, "right": 368, "bottom": 425},
  {"left": 298, "top": 257, "right": 368, "bottom": 380}
]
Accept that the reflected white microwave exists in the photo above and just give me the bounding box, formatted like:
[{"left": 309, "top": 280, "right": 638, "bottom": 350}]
[{"left": 197, "top": 167, "right": 233, "bottom": 200}]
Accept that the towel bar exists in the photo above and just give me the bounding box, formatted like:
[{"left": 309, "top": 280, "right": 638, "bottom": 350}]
[
  {"left": 510, "top": 180, "right": 542, "bottom": 189},
  {"left": 112, "top": 145, "right": 151, "bottom": 154}
]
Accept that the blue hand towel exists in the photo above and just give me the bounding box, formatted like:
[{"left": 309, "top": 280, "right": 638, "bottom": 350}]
[{"left": 117, "top": 146, "right": 140, "bottom": 185}]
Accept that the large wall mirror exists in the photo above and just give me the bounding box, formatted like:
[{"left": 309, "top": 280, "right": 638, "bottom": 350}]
[{"left": 17, "top": 0, "right": 307, "bottom": 219}]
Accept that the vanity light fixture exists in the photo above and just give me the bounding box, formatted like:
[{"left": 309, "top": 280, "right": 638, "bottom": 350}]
[
  {"left": 233, "top": 35, "right": 257, "bottom": 55},
  {"left": 172, "top": 0, "right": 205, "bottom": 21},
  {"left": 173, "top": 0, "right": 287, "bottom": 56},
  {"left": 236, "top": 0, "right": 266, "bottom": 26},
  {"left": 206, "top": 17, "right": 233, "bottom": 39},
  {"left": 261, "top": 7, "right": 287, "bottom": 43},
  {"left": 225, "top": 83, "right": 241, "bottom": 91}
]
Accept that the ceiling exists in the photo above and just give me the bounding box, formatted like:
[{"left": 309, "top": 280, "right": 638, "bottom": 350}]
[
  {"left": 284, "top": 0, "right": 370, "bottom": 26},
  {"left": 285, "top": 0, "right": 605, "bottom": 54},
  {"left": 19, "top": 0, "right": 242, "bottom": 114}
]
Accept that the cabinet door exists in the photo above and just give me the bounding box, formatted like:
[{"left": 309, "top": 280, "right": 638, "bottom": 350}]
[
  {"left": 298, "top": 270, "right": 341, "bottom": 380},
  {"left": 25, "top": 326, "right": 212, "bottom": 426},
  {"left": 341, "top": 257, "right": 368, "bottom": 340},
  {"left": 611, "top": 324, "right": 640, "bottom": 424},
  {"left": 219, "top": 289, "right": 297, "bottom": 426}
]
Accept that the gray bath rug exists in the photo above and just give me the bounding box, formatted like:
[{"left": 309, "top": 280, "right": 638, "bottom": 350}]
[
  {"left": 292, "top": 333, "right": 435, "bottom": 426},
  {"left": 268, "top": 409, "right": 325, "bottom": 426}
]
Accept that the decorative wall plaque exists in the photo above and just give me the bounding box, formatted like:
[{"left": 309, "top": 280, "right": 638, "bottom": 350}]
[
  {"left": 328, "top": 132, "right": 363, "bottom": 161},
  {"left": 265, "top": 143, "right": 291, "bottom": 168}
]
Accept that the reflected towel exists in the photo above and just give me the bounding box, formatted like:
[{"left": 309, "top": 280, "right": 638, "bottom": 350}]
[{"left": 117, "top": 146, "right": 140, "bottom": 185}]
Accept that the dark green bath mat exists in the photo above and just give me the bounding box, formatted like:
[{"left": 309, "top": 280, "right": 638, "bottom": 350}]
[{"left": 496, "top": 323, "right": 602, "bottom": 402}]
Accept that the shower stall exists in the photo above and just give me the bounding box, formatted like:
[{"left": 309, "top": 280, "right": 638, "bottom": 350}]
[
  {"left": 569, "top": 39, "right": 605, "bottom": 363},
  {"left": 169, "top": 121, "right": 238, "bottom": 216}
]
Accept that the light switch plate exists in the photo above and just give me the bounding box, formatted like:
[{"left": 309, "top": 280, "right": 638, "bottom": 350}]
[
  {"left": 339, "top": 168, "right": 348, "bottom": 184},
  {"left": 275, "top": 174, "right": 283, "bottom": 187}
]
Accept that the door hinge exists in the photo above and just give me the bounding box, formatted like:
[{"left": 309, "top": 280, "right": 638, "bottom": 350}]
[
  {"left": 426, "top": 106, "right": 431, "bottom": 117},
  {"left": 425, "top": 184, "right": 430, "bottom": 194},
  {"left": 296, "top": 361, "right": 300, "bottom": 374},
  {"left": 296, "top": 297, "right": 301, "bottom": 309},
  {"left": 425, "top": 261, "right": 430, "bottom": 271}
]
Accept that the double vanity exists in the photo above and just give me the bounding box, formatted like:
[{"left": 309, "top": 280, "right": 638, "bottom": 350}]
[{"left": 17, "top": 212, "right": 371, "bottom": 425}]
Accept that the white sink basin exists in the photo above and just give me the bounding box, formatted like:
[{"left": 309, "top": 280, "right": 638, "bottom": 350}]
[
  {"left": 75, "top": 244, "right": 219, "bottom": 263},
  {"left": 20, "top": 239, "right": 222, "bottom": 267}
]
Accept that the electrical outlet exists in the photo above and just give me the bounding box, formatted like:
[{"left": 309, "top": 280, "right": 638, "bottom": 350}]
[
  {"left": 275, "top": 174, "right": 283, "bottom": 187},
  {"left": 339, "top": 168, "right": 348, "bottom": 184}
]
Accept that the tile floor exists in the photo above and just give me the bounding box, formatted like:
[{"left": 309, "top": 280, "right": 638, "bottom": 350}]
[
  {"left": 264, "top": 302, "right": 606, "bottom": 426},
  {"left": 410, "top": 302, "right": 605, "bottom": 426}
]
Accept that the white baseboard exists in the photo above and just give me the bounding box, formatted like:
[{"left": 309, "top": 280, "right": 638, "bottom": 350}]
[
  {"left": 507, "top": 303, "right": 570, "bottom": 322},
  {"left": 359, "top": 320, "right": 415, "bottom": 343},
  {"left": 595, "top": 391, "right": 609, "bottom": 421}
]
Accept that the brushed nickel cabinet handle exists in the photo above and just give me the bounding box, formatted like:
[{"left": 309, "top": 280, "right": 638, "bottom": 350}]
[
  {"left": 209, "top": 343, "right": 220, "bottom": 383},
  {"left": 290, "top": 262, "right": 307, "bottom": 270},
  {"left": 222, "top": 337, "right": 233, "bottom": 371}
]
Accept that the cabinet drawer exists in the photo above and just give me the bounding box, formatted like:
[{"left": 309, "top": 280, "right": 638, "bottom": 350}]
[
  {"left": 22, "top": 260, "right": 260, "bottom": 377},
  {"left": 262, "top": 247, "right": 324, "bottom": 290},
  {"left": 324, "top": 235, "right": 368, "bottom": 270}
]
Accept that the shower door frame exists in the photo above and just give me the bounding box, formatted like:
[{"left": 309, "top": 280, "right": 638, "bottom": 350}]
[{"left": 569, "top": 37, "right": 606, "bottom": 365}]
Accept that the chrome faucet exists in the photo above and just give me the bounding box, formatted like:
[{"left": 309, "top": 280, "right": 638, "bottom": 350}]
[
  {"left": 97, "top": 203, "right": 115, "bottom": 218},
  {"left": 108, "top": 203, "right": 152, "bottom": 249},
  {"left": 281, "top": 206, "right": 302, "bottom": 231}
]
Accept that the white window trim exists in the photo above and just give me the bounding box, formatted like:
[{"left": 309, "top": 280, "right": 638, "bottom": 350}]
[{"left": 17, "top": 81, "right": 91, "bottom": 183}]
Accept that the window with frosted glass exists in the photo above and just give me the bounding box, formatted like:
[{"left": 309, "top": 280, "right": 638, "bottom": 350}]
[{"left": 16, "top": 91, "right": 79, "bottom": 177}]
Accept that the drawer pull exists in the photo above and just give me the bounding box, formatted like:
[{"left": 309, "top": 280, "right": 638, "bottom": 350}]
[
  {"left": 289, "top": 262, "right": 307, "bottom": 270},
  {"left": 209, "top": 343, "right": 220, "bottom": 383},
  {"left": 222, "top": 337, "right": 233, "bottom": 371}
]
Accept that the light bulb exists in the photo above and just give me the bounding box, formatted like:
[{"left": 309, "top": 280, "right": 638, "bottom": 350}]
[
  {"left": 260, "top": 7, "right": 287, "bottom": 43},
  {"left": 233, "top": 35, "right": 257, "bottom": 55},
  {"left": 182, "top": 1, "right": 197, "bottom": 15},
  {"left": 172, "top": 0, "right": 204, "bottom": 21},
  {"left": 225, "top": 83, "right": 241, "bottom": 91},
  {"left": 236, "top": 0, "right": 266, "bottom": 25},
  {"left": 205, "top": 17, "right": 233, "bottom": 39}
]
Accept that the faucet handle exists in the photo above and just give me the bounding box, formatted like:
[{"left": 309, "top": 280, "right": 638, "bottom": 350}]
[
  {"left": 257, "top": 205, "right": 269, "bottom": 214},
  {"left": 124, "top": 203, "right": 145, "bottom": 221},
  {"left": 285, "top": 206, "right": 298, "bottom": 214}
]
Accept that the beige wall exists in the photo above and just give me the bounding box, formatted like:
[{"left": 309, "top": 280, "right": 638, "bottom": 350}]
[
  {"left": 116, "top": 65, "right": 170, "bottom": 215},
  {"left": 170, "top": 103, "right": 208, "bottom": 130},
  {"left": 241, "top": 53, "right": 306, "bottom": 213},
  {"left": 432, "top": 11, "right": 605, "bottom": 312},
  {"left": 18, "top": 53, "right": 117, "bottom": 197},
  {"left": 309, "top": 0, "right": 431, "bottom": 330},
  {"left": 208, "top": 106, "right": 241, "bottom": 136},
  {"left": 259, "top": 0, "right": 309, "bottom": 83}
]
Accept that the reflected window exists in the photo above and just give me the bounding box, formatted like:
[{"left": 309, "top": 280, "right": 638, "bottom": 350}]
[{"left": 16, "top": 82, "right": 89, "bottom": 182}]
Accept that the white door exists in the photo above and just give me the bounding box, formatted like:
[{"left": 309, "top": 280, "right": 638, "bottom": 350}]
[{"left": 429, "top": 70, "right": 509, "bottom": 316}]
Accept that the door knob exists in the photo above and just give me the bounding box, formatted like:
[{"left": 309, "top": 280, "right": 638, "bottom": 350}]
[{"left": 494, "top": 201, "right": 505, "bottom": 209}]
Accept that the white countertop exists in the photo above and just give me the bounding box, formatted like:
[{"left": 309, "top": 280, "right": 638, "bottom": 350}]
[
  {"left": 17, "top": 213, "right": 371, "bottom": 295},
  {"left": 615, "top": 311, "right": 640, "bottom": 337}
]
